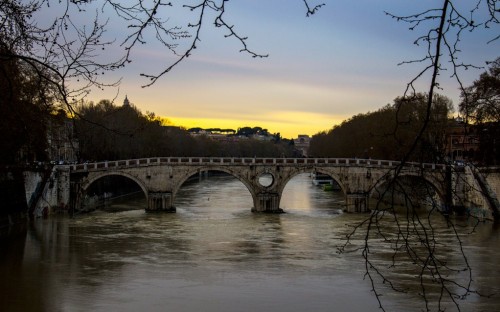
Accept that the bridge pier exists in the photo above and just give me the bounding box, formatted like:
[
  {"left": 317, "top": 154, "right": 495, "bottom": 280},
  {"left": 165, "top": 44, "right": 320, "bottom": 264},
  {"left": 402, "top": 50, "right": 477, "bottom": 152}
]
[
  {"left": 147, "top": 192, "right": 176, "bottom": 212},
  {"left": 346, "top": 193, "right": 369, "bottom": 213},
  {"left": 252, "top": 192, "right": 283, "bottom": 213}
]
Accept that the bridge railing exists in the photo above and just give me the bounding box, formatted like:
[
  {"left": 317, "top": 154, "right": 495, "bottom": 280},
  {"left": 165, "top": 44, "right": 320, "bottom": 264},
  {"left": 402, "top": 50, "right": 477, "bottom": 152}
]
[{"left": 70, "top": 157, "right": 446, "bottom": 172}]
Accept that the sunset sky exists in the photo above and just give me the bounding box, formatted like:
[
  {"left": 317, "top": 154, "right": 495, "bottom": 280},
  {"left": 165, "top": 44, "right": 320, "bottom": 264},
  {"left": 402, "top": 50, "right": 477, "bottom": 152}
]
[{"left": 86, "top": 0, "right": 499, "bottom": 138}]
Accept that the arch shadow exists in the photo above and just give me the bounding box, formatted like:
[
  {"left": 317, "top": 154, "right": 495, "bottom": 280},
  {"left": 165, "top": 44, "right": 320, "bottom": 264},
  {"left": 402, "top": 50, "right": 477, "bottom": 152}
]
[
  {"left": 369, "top": 173, "right": 445, "bottom": 211},
  {"left": 77, "top": 172, "right": 148, "bottom": 212}
]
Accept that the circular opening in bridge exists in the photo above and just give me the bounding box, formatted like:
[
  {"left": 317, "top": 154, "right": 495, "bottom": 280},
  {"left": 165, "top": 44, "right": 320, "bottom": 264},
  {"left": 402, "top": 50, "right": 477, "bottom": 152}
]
[{"left": 258, "top": 173, "right": 274, "bottom": 187}]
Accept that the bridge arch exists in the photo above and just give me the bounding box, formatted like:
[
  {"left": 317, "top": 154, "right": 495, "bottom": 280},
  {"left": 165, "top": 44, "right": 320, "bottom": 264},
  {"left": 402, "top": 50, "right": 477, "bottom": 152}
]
[
  {"left": 82, "top": 171, "right": 149, "bottom": 195},
  {"left": 77, "top": 171, "right": 149, "bottom": 211},
  {"left": 171, "top": 166, "right": 257, "bottom": 208},
  {"left": 263, "top": 167, "right": 346, "bottom": 212},
  {"left": 276, "top": 167, "right": 346, "bottom": 196},
  {"left": 369, "top": 172, "right": 445, "bottom": 210}
]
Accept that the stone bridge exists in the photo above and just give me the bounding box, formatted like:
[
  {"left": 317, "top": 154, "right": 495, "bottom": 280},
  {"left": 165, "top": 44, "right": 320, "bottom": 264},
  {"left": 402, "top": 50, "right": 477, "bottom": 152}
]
[{"left": 69, "top": 157, "right": 450, "bottom": 213}]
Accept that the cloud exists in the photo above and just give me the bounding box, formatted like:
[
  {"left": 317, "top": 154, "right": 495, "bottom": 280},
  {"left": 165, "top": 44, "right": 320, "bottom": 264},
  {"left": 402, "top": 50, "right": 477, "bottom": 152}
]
[{"left": 84, "top": 1, "right": 497, "bottom": 139}]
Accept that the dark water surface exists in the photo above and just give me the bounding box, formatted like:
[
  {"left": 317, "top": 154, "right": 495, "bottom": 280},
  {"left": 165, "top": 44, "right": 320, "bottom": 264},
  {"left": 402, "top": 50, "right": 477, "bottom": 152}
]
[{"left": 1, "top": 174, "right": 499, "bottom": 311}]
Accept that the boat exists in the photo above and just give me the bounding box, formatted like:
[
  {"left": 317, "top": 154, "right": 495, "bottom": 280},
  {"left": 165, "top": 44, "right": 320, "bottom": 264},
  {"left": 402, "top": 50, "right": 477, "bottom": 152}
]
[
  {"left": 322, "top": 184, "right": 334, "bottom": 191},
  {"left": 311, "top": 172, "right": 333, "bottom": 186}
]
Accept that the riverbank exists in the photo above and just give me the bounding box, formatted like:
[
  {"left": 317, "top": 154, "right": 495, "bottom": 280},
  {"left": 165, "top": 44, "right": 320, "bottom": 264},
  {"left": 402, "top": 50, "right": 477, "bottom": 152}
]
[{"left": 0, "top": 167, "right": 29, "bottom": 239}]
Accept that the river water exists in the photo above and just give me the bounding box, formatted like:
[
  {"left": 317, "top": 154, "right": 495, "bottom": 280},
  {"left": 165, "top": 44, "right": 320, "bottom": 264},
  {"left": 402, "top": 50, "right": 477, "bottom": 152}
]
[{"left": 1, "top": 174, "right": 499, "bottom": 312}]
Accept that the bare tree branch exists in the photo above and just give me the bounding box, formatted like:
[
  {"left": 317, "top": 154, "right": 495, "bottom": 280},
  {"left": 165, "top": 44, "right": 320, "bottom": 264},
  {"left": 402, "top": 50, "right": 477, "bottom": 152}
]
[{"left": 303, "top": 0, "right": 325, "bottom": 17}]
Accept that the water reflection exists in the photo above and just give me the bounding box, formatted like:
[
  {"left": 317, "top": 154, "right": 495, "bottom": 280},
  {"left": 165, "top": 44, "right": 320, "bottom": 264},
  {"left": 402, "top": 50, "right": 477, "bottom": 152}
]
[
  {"left": 281, "top": 173, "right": 344, "bottom": 215},
  {"left": 1, "top": 174, "right": 499, "bottom": 312}
]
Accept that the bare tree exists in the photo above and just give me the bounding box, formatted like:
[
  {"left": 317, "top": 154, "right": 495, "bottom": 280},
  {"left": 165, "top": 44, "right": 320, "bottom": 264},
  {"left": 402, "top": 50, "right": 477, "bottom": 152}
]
[
  {"left": 459, "top": 57, "right": 500, "bottom": 124},
  {"left": 337, "top": 1, "right": 499, "bottom": 311},
  {"left": 1, "top": 1, "right": 328, "bottom": 102},
  {"left": 0, "top": 0, "right": 325, "bottom": 162}
]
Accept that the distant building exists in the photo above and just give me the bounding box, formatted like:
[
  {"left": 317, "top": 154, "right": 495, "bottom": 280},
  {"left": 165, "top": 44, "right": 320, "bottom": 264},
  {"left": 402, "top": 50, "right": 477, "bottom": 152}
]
[
  {"left": 444, "top": 118, "right": 479, "bottom": 162},
  {"left": 251, "top": 134, "right": 273, "bottom": 141},
  {"left": 123, "top": 95, "right": 130, "bottom": 107},
  {"left": 46, "top": 115, "right": 79, "bottom": 163},
  {"left": 294, "top": 135, "right": 311, "bottom": 157},
  {"left": 189, "top": 131, "right": 240, "bottom": 142}
]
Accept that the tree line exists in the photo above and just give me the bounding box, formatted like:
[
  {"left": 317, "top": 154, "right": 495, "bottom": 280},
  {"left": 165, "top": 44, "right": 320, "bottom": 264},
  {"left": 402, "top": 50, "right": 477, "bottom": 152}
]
[
  {"left": 309, "top": 93, "right": 453, "bottom": 163},
  {"left": 188, "top": 126, "right": 275, "bottom": 137},
  {"left": 309, "top": 58, "right": 500, "bottom": 165},
  {"left": 75, "top": 100, "right": 296, "bottom": 161},
  {"left": 0, "top": 49, "right": 296, "bottom": 164}
]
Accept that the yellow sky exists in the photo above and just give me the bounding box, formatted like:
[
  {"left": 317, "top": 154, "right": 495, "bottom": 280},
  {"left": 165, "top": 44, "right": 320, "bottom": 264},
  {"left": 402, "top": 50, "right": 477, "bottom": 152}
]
[
  {"left": 96, "top": 69, "right": 357, "bottom": 139},
  {"left": 168, "top": 111, "right": 345, "bottom": 138},
  {"left": 91, "top": 82, "right": 349, "bottom": 138},
  {"left": 84, "top": 1, "right": 496, "bottom": 141}
]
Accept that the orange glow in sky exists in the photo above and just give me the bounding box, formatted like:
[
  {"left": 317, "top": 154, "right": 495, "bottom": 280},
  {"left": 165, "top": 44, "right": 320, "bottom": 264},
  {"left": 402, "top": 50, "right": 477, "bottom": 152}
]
[
  {"left": 85, "top": 1, "right": 497, "bottom": 140},
  {"left": 168, "top": 113, "right": 345, "bottom": 138}
]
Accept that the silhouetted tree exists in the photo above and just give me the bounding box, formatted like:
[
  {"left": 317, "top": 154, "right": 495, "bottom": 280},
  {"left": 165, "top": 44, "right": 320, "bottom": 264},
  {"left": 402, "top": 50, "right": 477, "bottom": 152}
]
[
  {"left": 459, "top": 57, "right": 500, "bottom": 165},
  {"left": 460, "top": 57, "right": 500, "bottom": 124},
  {"left": 309, "top": 93, "right": 453, "bottom": 162},
  {"left": 75, "top": 100, "right": 294, "bottom": 159},
  {"left": 0, "top": 45, "right": 62, "bottom": 164}
]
